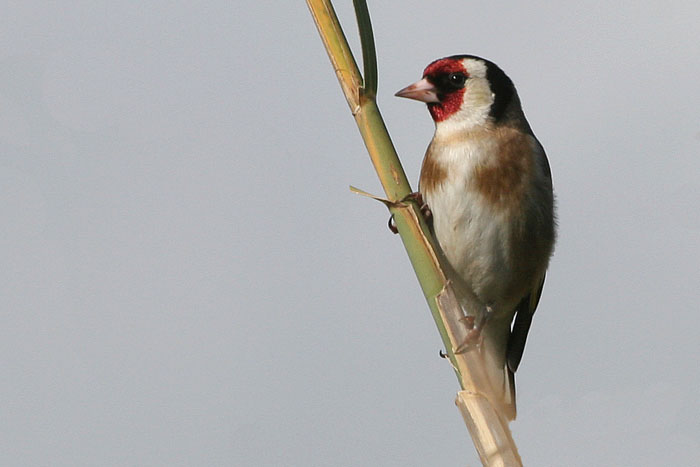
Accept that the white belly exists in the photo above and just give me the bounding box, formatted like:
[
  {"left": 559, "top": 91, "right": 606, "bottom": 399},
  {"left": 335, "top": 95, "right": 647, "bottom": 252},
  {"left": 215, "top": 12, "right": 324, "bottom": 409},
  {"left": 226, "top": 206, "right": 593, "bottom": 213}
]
[
  {"left": 421, "top": 135, "right": 527, "bottom": 311},
  {"left": 426, "top": 181, "right": 516, "bottom": 310}
]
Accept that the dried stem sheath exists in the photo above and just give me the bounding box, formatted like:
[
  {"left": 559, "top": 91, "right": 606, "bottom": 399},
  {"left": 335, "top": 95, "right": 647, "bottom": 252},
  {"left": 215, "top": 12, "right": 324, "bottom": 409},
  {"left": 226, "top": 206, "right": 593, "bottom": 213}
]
[{"left": 306, "top": 1, "right": 522, "bottom": 465}]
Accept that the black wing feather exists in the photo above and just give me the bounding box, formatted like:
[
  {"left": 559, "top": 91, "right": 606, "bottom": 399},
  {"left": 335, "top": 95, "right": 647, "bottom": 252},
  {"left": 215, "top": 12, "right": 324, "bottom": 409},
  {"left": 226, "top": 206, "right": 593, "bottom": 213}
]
[{"left": 507, "top": 274, "right": 546, "bottom": 373}]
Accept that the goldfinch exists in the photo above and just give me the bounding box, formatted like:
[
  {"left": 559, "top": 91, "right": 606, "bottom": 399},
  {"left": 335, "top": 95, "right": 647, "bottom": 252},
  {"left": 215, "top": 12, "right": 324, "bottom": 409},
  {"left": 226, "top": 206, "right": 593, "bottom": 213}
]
[{"left": 396, "top": 55, "right": 556, "bottom": 419}]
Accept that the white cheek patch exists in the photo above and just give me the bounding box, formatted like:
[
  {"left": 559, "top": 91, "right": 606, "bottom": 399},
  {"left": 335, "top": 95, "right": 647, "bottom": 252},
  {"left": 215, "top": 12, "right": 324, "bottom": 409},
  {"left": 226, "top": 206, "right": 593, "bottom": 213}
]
[
  {"left": 434, "top": 79, "right": 493, "bottom": 135},
  {"left": 465, "top": 79, "right": 495, "bottom": 109}
]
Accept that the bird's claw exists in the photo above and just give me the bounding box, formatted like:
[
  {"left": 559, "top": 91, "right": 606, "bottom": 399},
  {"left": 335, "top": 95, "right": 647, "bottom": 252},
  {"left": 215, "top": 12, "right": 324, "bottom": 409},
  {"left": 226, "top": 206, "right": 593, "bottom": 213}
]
[
  {"left": 454, "top": 306, "right": 494, "bottom": 354},
  {"left": 387, "top": 192, "right": 433, "bottom": 234},
  {"left": 388, "top": 215, "right": 398, "bottom": 234},
  {"left": 387, "top": 192, "right": 432, "bottom": 234},
  {"left": 403, "top": 192, "right": 432, "bottom": 224}
]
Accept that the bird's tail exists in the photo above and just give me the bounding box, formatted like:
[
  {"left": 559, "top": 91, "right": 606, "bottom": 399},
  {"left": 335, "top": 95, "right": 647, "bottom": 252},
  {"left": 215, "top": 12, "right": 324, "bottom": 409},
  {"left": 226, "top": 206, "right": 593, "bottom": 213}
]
[{"left": 482, "top": 323, "right": 517, "bottom": 421}]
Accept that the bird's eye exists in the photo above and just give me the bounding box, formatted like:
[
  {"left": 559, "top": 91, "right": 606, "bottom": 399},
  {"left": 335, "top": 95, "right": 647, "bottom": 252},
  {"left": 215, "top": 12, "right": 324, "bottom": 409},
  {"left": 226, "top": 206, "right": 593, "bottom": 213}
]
[{"left": 448, "top": 73, "right": 467, "bottom": 88}]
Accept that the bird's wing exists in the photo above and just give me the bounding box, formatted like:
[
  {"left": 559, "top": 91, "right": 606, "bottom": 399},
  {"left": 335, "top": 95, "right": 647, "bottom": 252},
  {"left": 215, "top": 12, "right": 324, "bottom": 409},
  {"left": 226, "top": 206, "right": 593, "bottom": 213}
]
[{"left": 506, "top": 273, "right": 546, "bottom": 373}]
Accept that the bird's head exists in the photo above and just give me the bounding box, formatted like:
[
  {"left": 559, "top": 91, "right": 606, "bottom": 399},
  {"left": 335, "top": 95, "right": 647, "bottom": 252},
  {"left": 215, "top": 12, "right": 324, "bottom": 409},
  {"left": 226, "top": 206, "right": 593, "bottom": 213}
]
[{"left": 396, "top": 55, "right": 520, "bottom": 133}]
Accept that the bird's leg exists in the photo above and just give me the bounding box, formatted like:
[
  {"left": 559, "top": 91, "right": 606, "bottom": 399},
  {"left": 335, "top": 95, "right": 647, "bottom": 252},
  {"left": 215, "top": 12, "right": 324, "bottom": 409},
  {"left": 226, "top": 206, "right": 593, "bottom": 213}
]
[
  {"left": 387, "top": 192, "right": 432, "bottom": 234},
  {"left": 454, "top": 305, "right": 494, "bottom": 354}
]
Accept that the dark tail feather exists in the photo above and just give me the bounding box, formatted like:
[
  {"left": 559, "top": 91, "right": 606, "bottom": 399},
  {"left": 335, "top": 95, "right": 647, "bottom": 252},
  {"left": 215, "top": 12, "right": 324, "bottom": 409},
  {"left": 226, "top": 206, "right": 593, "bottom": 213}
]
[
  {"left": 507, "top": 275, "right": 546, "bottom": 373},
  {"left": 507, "top": 306, "right": 534, "bottom": 373}
]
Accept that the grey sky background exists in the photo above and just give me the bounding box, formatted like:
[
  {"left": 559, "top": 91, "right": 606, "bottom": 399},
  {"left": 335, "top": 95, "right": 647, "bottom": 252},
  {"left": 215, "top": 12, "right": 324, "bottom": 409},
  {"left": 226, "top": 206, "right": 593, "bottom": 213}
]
[{"left": 2, "top": 2, "right": 699, "bottom": 466}]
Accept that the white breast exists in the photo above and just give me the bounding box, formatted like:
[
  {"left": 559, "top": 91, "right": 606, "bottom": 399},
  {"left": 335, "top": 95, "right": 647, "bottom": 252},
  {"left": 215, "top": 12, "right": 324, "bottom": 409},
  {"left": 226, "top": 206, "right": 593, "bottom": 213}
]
[{"left": 422, "top": 137, "right": 519, "bottom": 310}]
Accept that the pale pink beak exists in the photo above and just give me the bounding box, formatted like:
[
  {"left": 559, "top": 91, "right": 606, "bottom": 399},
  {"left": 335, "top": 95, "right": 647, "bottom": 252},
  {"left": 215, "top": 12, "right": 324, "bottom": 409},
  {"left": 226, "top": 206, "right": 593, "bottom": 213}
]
[{"left": 395, "top": 78, "right": 440, "bottom": 103}]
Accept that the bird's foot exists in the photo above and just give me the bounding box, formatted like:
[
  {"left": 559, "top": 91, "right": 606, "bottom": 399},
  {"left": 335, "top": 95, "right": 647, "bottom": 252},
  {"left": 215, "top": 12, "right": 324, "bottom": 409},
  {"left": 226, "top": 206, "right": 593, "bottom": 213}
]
[
  {"left": 387, "top": 192, "right": 432, "bottom": 234},
  {"left": 454, "top": 306, "right": 494, "bottom": 354},
  {"left": 404, "top": 191, "right": 432, "bottom": 224}
]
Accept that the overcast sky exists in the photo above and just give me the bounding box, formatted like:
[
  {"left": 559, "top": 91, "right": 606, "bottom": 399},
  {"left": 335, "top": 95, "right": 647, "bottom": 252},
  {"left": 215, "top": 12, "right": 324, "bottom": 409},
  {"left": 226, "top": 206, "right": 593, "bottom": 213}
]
[{"left": 2, "top": 2, "right": 699, "bottom": 466}]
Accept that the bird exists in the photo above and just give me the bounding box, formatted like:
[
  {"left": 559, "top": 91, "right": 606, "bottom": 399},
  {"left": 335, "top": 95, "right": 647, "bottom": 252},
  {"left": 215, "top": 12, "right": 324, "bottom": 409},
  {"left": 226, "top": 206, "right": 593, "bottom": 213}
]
[{"left": 395, "top": 55, "right": 556, "bottom": 420}]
